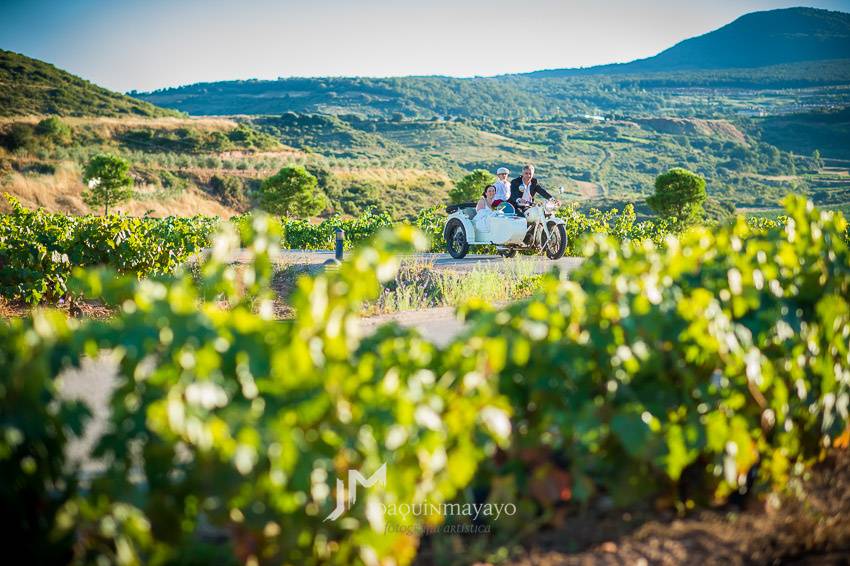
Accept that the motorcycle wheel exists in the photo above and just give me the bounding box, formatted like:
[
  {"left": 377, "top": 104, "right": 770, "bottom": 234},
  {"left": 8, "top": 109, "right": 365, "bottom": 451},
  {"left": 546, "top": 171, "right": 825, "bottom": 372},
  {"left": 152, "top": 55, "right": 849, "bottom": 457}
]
[
  {"left": 445, "top": 219, "right": 469, "bottom": 259},
  {"left": 545, "top": 222, "right": 567, "bottom": 260}
]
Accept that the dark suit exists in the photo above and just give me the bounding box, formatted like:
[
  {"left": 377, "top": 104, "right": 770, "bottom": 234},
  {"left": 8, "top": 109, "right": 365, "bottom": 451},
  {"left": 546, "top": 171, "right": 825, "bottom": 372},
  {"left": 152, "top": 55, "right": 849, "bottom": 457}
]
[{"left": 508, "top": 176, "right": 552, "bottom": 209}]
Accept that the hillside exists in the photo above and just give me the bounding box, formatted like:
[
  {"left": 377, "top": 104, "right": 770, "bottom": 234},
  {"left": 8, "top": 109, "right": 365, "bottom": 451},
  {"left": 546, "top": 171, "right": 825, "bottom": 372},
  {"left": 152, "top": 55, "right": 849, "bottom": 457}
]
[
  {"left": 0, "top": 49, "right": 182, "bottom": 118},
  {"left": 0, "top": 115, "right": 300, "bottom": 217},
  {"left": 757, "top": 106, "right": 850, "bottom": 160},
  {"left": 134, "top": 61, "right": 850, "bottom": 119},
  {"left": 529, "top": 7, "right": 850, "bottom": 77},
  {"left": 134, "top": 8, "right": 850, "bottom": 119}
]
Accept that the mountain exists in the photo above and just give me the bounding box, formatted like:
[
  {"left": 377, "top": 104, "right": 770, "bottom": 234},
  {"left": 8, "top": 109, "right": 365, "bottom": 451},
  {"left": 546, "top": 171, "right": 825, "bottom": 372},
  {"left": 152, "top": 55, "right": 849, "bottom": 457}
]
[
  {"left": 0, "top": 49, "right": 182, "bottom": 117},
  {"left": 527, "top": 7, "right": 850, "bottom": 77},
  {"left": 133, "top": 7, "right": 850, "bottom": 118}
]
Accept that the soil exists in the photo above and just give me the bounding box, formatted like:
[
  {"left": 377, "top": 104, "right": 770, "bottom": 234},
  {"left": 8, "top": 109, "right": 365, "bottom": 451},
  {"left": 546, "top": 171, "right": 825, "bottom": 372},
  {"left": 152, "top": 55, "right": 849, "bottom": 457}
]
[
  {"left": 0, "top": 296, "right": 115, "bottom": 319},
  {"left": 499, "top": 449, "right": 850, "bottom": 565}
]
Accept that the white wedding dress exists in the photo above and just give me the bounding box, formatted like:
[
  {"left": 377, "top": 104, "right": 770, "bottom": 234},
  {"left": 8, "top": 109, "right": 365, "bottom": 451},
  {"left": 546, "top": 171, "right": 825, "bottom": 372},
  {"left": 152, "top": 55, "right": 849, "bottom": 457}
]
[{"left": 473, "top": 207, "right": 496, "bottom": 235}]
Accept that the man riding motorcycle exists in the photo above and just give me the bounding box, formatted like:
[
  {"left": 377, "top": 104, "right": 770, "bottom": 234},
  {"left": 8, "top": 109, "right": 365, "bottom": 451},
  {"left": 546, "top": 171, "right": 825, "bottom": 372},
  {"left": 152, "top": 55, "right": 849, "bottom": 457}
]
[{"left": 507, "top": 164, "right": 556, "bottom": 214}]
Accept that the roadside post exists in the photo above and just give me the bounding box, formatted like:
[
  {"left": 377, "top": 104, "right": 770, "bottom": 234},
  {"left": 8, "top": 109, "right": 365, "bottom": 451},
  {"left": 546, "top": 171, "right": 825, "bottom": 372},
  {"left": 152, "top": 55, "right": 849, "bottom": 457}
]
[
  {"left": 335, "top": 228, "right": 345, "bottom": 261},
  {"left": 323, "top": 228, "right": 345, "bottom": 269}
]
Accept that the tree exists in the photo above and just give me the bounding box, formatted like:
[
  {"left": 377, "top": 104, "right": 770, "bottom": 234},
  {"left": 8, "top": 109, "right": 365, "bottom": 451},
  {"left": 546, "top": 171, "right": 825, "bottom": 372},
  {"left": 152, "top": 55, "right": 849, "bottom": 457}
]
[
  {"left": 647, "top": 168, "right": 707, "bottom": 225},
  {"left": 82, "top": 154, "right": 134, "bottom": 215},
  {"left": 448, "top": 169, "right": 495, "bottom": 203},
  {"left": 259, "top": 165, "right": 327, "bottom": 217},
  {"left": 811, "top": 149, "right": 824, "bottom": 172}
]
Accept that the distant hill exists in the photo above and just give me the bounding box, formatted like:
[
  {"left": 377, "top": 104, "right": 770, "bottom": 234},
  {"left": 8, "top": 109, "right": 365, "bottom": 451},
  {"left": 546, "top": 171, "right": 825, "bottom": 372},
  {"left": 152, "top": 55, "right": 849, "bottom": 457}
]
[
  {"left": 134, "top": 59, "right": 850, "bottom": 119},
  {"left": 0, "top": 49, "right": 182, "bottom": 117},
  {"left": 527, "top": 7, "right": 850, "bottom": 77},
  {"left": 134, "top": 7, "right": 850, "bottom": 118}
]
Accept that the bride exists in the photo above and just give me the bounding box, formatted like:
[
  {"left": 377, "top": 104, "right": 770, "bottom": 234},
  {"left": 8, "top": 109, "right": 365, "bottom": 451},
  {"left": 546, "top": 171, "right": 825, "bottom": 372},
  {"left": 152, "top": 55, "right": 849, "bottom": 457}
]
[{"left": 474, "top": 185, "right": 497, "bottom": 233}]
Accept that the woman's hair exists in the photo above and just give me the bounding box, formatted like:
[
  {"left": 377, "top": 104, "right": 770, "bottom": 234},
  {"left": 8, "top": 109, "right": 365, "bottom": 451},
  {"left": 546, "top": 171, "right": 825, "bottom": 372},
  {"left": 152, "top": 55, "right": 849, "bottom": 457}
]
[{"left": 482, "top": 184, "right": 496, "bottom": 197}]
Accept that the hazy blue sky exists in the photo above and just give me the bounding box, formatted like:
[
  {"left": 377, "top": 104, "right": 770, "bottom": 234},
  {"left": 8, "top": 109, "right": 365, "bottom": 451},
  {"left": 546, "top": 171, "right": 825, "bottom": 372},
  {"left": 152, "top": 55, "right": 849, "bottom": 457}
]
[{"left": 1, "top": 0, "right": 849, "bottom": 92}]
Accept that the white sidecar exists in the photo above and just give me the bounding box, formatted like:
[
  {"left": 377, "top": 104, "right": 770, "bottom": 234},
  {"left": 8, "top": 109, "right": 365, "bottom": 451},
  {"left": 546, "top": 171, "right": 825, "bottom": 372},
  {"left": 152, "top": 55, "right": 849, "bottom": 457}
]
[{"left": 442, "top": 200, "right": 568, "bottom": 260}]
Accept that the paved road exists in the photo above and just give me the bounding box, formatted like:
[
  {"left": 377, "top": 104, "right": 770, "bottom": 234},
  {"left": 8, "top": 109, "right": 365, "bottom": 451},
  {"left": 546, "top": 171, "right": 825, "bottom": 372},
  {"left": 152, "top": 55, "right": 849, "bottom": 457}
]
[
  {"left": 232, "top": 249, "right": 583, "bottom": 275},
  {"left": 357, "top": 307, "right": 465, "bottom": 347}
]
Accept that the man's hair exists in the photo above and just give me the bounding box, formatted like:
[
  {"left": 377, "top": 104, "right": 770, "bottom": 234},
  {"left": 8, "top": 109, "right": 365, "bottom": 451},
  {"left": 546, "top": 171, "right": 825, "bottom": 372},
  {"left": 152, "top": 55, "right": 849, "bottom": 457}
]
[{"left": 523, "top": 164, "right": 535, "bottom": 173}]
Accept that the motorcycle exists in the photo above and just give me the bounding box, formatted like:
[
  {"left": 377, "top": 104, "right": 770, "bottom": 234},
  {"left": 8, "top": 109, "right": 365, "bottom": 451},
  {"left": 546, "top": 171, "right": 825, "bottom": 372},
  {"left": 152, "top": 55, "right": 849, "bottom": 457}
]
[{"left": 443, "top": 198, "right": 568, "bottom": 260}]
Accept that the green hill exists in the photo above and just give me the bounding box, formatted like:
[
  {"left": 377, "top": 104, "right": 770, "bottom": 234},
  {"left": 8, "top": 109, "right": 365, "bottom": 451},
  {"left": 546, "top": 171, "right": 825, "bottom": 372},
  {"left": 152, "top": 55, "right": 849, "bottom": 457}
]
[
  {"left": 529, "top": 7, "right": 850, "bottom": 77},
  {"left": 134, "top": 8, "right": 850, "bottom": 119},
  {"left": 134, "top": 60, "right": 850, "bottom": 119},
  {"left": 0, "top": 49, "right": 182, "bottom": 117}
]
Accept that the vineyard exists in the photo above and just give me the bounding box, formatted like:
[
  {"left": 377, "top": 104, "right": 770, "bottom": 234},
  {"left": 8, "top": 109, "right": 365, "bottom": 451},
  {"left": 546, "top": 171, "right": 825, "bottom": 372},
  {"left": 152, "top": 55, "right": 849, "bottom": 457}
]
[
  {"left": 1, "top": 195, "right": 848, "bottom": 564},
  {"left": 1, "top": 194, "right": 697, "bottom": 305}
]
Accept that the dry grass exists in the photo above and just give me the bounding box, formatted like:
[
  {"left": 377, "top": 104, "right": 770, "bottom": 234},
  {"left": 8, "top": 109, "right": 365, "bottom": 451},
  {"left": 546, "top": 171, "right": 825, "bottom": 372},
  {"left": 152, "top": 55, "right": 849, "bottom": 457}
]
[
  {"left": 369, "top": 258, "right": 543, "bottom": 314},
  {"left": 0, "top": 162, "right": 88, "bottom": 213},
  {"left": 0, "top": 162, "right": 239, "bottom": 217},
  {"left": 116, "top": 187, "right": 239, "bottom": 217}
]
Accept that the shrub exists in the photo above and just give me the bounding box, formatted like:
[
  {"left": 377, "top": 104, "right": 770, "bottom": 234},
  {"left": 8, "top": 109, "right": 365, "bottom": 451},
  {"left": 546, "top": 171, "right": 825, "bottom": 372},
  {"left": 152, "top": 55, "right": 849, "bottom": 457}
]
[
  {"left": 209, "top": 175, "right": 247, "bottom": 208},
  {"left": 1, "top": 197, "right": 848, "bottom": 564},
  {"left": 460, "top": 195, "right": 850, "bottom": 519},
  {"left": 3, "top": 221, "right": 506, "bottom": 564},
  {"left": 333, "top": 180, "right": 384, "bottom": 216},
  {"left": 158, "top": 170, "right": 189, "bottom": 194},
  {"left": 2, "top": 123, "right": 37, "bottom": 151},
  {"left": 279, "top": 209, "right": 394, "bottom": 250},
  {"left": 414, "top": 205, "right": 446, "bottom": 251},
  {"left": 0, "top": 196, "right": 217, "bottom": 303},
  {"left": 34, "top": 117, "right": 73, "bottom": 146},
  {"left": 0, "top": 312, "right": 89, "bottom": 563}
]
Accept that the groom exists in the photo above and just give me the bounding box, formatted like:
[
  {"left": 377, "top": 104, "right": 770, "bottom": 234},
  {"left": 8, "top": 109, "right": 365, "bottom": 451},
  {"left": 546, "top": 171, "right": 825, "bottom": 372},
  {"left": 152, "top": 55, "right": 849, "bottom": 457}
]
[{"left": 508, "top": 164, "right": 553, "bottom": 214}]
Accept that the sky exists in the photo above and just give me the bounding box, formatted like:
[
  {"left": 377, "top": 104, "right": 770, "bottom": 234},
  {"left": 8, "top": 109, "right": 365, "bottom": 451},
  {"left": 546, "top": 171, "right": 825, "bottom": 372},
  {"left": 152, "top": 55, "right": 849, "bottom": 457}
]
[{"left": 1, "top": 0, "right": 849, "bottom": 92}]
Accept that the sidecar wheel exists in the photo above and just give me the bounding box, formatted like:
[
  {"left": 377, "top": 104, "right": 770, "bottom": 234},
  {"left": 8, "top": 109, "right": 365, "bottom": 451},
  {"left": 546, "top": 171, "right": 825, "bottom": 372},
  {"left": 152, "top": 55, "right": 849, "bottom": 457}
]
[
  {"left": 545, "top": 222, "right": 567, "bottom": 260},
  {"left": 445, "top": 219, "right": 469, "bottom": 259}
]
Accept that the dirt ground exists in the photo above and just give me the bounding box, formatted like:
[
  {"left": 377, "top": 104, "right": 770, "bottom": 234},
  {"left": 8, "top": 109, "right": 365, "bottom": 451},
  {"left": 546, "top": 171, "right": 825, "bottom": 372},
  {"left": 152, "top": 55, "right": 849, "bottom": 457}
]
[
  {"left": 0, "top": 296, "right": 115, "bottom": 319},
  {"left": 494, "top": 449, "right": 850, "bottom": 565}
]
